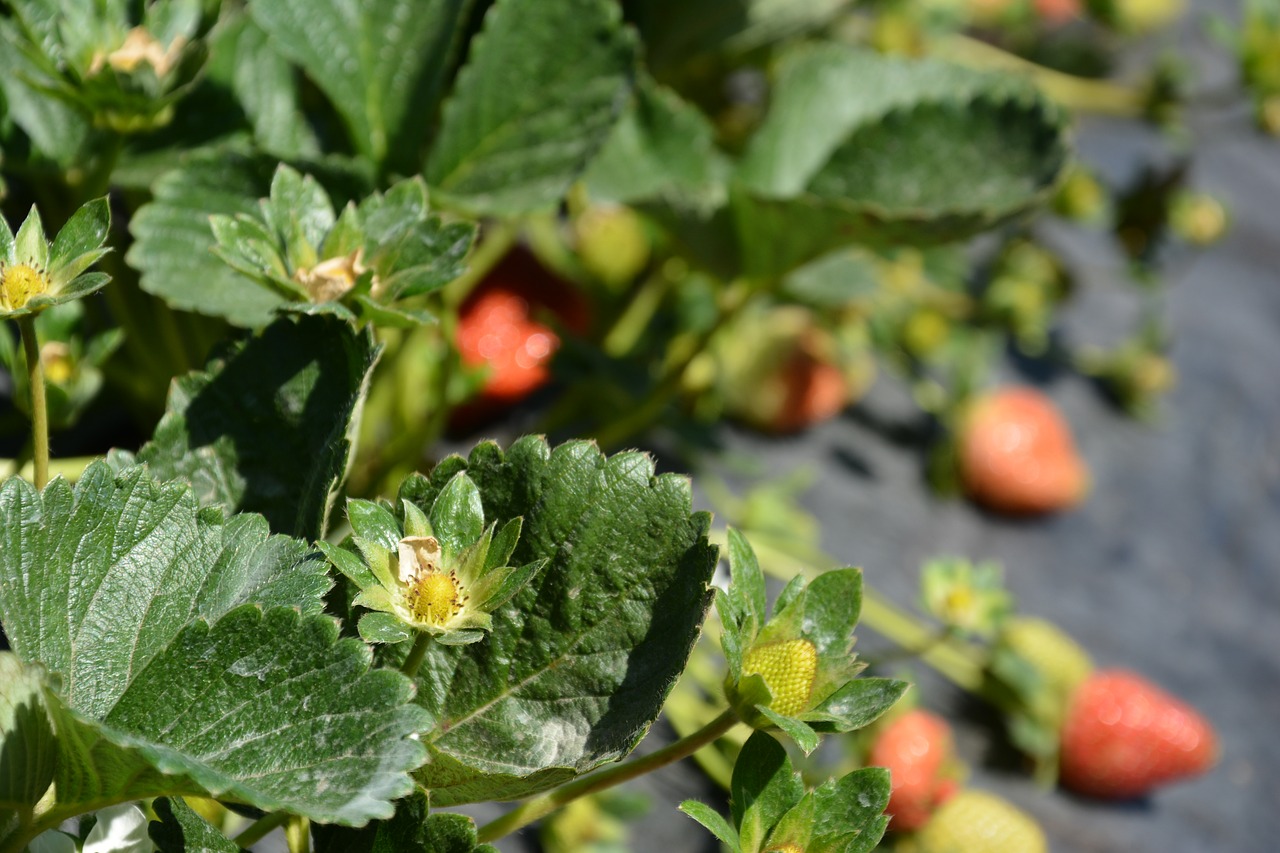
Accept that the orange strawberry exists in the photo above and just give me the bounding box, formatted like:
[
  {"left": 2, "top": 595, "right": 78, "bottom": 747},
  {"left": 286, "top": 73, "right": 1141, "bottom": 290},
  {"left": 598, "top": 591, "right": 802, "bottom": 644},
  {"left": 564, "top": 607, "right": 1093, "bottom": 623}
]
[
  {"left": 957, "top": 386, "right": 1089, "bottom": 515},
  {"left": 868, "top": 709, "right": 960, "bottom": 832},
  {"left": 1059, "top": 669, "right": 1218, "bottom": 799}
]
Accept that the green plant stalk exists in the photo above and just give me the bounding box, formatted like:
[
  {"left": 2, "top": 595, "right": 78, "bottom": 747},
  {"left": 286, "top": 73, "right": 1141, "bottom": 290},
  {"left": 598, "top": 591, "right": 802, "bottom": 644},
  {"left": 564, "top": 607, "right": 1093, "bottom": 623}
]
[
  {"left": 476, "top": 708, "right": 739, "bottom": 843},
  {"left": 593, "top": 277, "right": 757, "bottom": 449},
  {"left": 286, "top": 815, "right": 311, "bottom": 853},
  {"left": 234, "top": 811, "right": 291, "bottom": 848},
  {"left": 931, "top": 33, "right": 1146, "bottom": 117},
  {"left": 0, "top": 454, "right": 98, "bottom": 483},
  {"left": 18, "top": 316, "right": 49, "bottom": 489},
  {"left": 401, "top": 632, "right": 432, "bottom": 679},
  {"left": 601, "top": 268, "right": 673, "bottom": 358}
]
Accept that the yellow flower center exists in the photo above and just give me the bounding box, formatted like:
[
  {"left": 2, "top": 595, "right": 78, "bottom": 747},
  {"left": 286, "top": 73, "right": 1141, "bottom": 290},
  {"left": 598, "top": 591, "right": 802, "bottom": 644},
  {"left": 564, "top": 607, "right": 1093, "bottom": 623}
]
[
  {"left": 765, "top": 845, "right": 805, "bottom": 853},
  {"left": 396, "top": 535, "right": 468, "bottom": 627},
  {"left": 0, "top": 264, "right": 49, "bottom": 311},
  {"left": 409, "top": 570, "right": 465, "bottom": 626},
  {"left": 742, "top": 639, "right": 818, "bottom": 717}
]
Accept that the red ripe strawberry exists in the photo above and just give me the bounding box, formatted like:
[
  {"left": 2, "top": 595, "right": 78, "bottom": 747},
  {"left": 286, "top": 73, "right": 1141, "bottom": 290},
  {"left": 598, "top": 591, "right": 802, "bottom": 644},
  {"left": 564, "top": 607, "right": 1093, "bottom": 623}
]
[
  {"left": 957, "top": 386, "right": 1089, "bottom": 515},
  {"left": 1059, "top": 669, "right": 1218, "bottom": 799},
  {"left": 1034, "top": 0, "right": 1082, "bottom": 24},
  {"left": 868, "top": 709, "right": 960, "bottom": 832},
  {"left": 454, "top": 250, "right": 588, "bottom": 415}
]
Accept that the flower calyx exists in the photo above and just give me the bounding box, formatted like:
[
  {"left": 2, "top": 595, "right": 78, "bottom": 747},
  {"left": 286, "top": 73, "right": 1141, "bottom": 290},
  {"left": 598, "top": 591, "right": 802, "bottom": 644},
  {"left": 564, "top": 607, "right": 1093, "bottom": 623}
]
[
  {"left": 718, "top": 529, "right": 907, "bottom": 754},
  {"left": 321, "top": 471, "right": 546, "bottom": 646},
  {"left": 210, "top": 165, "right": 475, "bottom": 330}
]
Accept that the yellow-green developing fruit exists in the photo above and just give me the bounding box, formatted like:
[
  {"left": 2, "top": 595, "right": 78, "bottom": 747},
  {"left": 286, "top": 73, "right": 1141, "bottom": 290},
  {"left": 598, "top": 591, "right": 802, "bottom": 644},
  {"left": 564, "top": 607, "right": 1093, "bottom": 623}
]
[
  {"left": 742, "top": 639, "right": 818, "bottom": 717},
  {"left": 917, "top": 790, "right": 1048, "bottom": 853},
  {"left": 574, "top": 205, "right": 650, "bottom": 289},
  {"left": 1002, "top": 617, "right": 1093, "bottom": 693},
  {"left": 902, "top": 309, "right": 950, "bottom": 359}
]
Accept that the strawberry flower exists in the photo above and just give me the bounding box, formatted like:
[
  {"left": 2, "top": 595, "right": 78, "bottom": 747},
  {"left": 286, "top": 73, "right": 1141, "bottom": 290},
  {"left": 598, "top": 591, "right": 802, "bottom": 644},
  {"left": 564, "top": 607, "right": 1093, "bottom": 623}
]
[
  {"left": 0, "top": 200, "right": 112, "bottom": 320},
  {"left": 321, "top": 472, "right": 545, "bottom": 646},
  {"left": 209, "top": 165, "right": 475, "bottom": 329}
]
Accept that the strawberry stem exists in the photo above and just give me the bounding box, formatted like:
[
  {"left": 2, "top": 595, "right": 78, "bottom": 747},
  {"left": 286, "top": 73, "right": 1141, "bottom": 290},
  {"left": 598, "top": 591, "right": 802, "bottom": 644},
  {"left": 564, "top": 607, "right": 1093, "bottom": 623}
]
[{"left": 18, "top": 316, "right": 49, "bottom": 490}]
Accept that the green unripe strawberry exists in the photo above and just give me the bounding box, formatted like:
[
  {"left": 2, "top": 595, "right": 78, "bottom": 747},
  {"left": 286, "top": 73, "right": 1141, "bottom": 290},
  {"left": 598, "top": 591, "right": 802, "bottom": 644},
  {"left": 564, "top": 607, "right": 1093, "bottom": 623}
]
[
  {"left": 916, "top": 790, "right": 1048, "bottom": 853},
  {"left": 1001, "top": 616, "right": 1094, "bottom": 707},
  {"left": 574, "top": 205, "right": 650, "bottom": 289},
  {"left": 742, "top": 639, "right": 818, "bottom": 717}
]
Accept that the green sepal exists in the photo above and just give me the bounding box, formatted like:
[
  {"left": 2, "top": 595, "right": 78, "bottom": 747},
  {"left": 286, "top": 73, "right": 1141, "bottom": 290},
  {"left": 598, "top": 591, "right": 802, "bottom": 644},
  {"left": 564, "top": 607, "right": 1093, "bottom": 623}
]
[
  {"left": 757, "top": 705, "right": 820, "bottom": 755},
  {"left": 733, "top": 732, "right": 805, "bottom": 853},
  {"left": 763, "top": 790, "right": 815, "bottom": 852},
  {"left": 469, "top": 559, "right": 549, "bottom": 613},
  {"left": 402, "top": 499, "right": 434, "bottom": 538},
  {"left": 348, "top": 499, "right": 402, "bottom": 551},
  {"left": 679, "top": 800, "right": 740, "bottom": 851},
  {"left": 48, "top": 196, "right": 111, "bottom": 278},
  {"left": 485, "top": 517, "right": 523, "bottom": 570},
  {"left": 359, "top": 611, "right": 415, "bottom": 645},
  {"left": 802, "top": 677, "right": 909, "bottom": 733},
  {"left": 317, "top": 540, "right": 379, "bottom": 591},
  {"left": 429, "top": 472, "right": 486, "bottom": 563},
  {"left": 13, "top": 205, "right": 49, "bottom": 270}
]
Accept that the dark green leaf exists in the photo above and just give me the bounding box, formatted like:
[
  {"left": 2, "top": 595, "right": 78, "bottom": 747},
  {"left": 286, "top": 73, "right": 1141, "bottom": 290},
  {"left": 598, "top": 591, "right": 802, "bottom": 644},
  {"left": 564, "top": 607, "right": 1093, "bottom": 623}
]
[
  {"left": 128, "top": 152, "right": 289, "bottom": 327},
  {"left": 136, "top": 314, "right": 380, "bottom": 540},
  {"left": 398, "top": 438, "right": 718, "bottom": 804},
  {"left": 584, "top": 79, "right": 725, "bottom": 208},
  {"left": 732, "top": 45, "right": 1068, "bottom": 276},
  {"left": 426, "top": 0, "right": 637, "bottom": 214},
  {"left": 222, "top": 14, "right": 321, "bottom": 159},
  {"left": 250, "top": 0, "right": 472, "bottom": 172},
  {"left": 150, "top": 796, "right": 240, "bottom": 853},
  {"left": 0, "top": 654, "right": 55, "bottom": 814},
  {"left": 0, "top": 466, "right": 428, "bottom": 825}
]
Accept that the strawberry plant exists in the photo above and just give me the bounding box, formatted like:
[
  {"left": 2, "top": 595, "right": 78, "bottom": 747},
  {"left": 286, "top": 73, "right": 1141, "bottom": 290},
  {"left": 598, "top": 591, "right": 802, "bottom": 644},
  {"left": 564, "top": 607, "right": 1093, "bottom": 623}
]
[{"left": 0, "top": 0, "right": 1252, "bottom": 850}]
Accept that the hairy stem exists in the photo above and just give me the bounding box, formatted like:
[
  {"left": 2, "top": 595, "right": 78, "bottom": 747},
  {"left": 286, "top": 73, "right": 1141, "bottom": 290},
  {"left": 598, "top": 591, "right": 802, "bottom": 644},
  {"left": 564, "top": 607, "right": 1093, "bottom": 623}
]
[
  {"left": 400, "top": 632, "right": 432, "bottom": 679},
  {"left": 18, "top": 316, "right": 49, "bottom": 489},
  {"left": 476, "top": 708, "right": 739, "bottom": 843}
]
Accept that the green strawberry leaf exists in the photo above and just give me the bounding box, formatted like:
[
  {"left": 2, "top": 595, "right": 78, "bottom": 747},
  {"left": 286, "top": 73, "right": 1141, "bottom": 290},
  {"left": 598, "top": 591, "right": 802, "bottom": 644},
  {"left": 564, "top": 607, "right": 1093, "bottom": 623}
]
[
  {"left": 397, "top": 438, "right": 719, "bottom": 804},
  {"left": 0, "top": 653, "right": 56, "bottom": 825},
  {"left": 132, "top": 313, "right": 380, "bottom": 541},
  {"left": 426, "top": 0, "right": 638, "bottom": 215},
  {"left": 732, "top": 44, "right": 1068, "bottom": 276},
  {"left": 249, "top": 0, "right": 472, "bottom": 173},
  {"left": 809, "top": 768, "right": 892, "bottom": 853},
  {"left": 584, "top": 79, "right": 726, "bottom": 208},
  {"left": 314, "top": 794, "right": 500, "bottom": 853},
  {"left": 149, "top": 796, "right": 239, "bottom": 853},
  {"left": 218, "top": 13, "right": 321, "bottom": 160},
  {"left": 127, "top": 152, "right": 290, "bottom": 327},
  {"left": 0, "top": 465, "right": 428, "bottom": 830}
]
